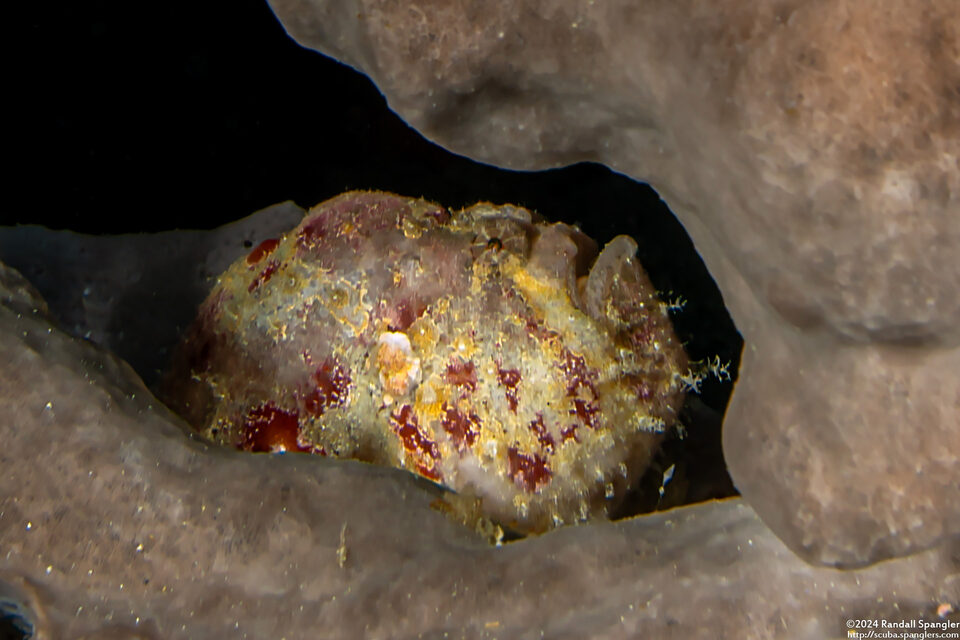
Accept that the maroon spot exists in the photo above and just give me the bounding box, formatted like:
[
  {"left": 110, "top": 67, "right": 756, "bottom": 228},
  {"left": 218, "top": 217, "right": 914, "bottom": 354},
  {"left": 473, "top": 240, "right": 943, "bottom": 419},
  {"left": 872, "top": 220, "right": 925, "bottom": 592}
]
[
  {"left": 560, "top": 348, "right": 598, "bottom": 398},
  {"left": 441, "top": 404, "right": 481, "bottom": 450},
  {"left": 302, "top": 358, "right": 351, "bottom": 417},
  {"left": 416, "top": 463, "right": 442, "bottom": 482},
  {"left": 527, "top": 414, "right": 555, "bottom": 452},
  {"left": 496, "top": 366, "right": 521, "bottom": 413},
  {"left": 390, "top": 405, "right": 442, "bottom": 481},
  {"left": 240, "top": 404, "right": 310, "bottom": 454},
  {"left": 507, "top": 447, "right": 552, "bottom": 493},
  {"left": 245, "top": 238, "right": 280, "bottom": 265},
  {"left": 523, "top": 316, "right": 558, "bottom": 342},
  {"left": 445, "top": 358, "right": 477, "bottom": 392},
  {"left": 389, "top": 298, "right": 427, "bottom": 332},
  {"left": 296, "top": 214, "right": 331, "bottom": 251},
  {"left": 248, "top": 260, "right": 279, "bottom": 292},
  {"left": 560, "top": 424, "right": 580, "bottom": 443},
  {"left": 570, "top": 398, "right": 602, "bottom": 430}
]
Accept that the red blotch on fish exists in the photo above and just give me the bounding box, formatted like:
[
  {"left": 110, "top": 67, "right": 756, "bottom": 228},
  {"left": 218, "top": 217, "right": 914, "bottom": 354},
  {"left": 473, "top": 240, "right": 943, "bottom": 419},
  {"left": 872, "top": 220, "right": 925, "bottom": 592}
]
[
  {"left": 441, "top": 404, "right": 481, "bottom": 450},
  {"left": 560, "top": 348, "right": 598, "bottom": 399},
  {"left": 388, "top": 297, "right": 427, "bottom": 332},
  {"left": 390, "top": 405, "right": 442, "bottom": 481},
  {"left": 527, "top": 413, "right": 555, "bottom": 452},
  {"left": 416, "top": 462, "right": 442, "bottom": 481},
  {"left": 560, "top": 424, "right": 580, "bottom": 443},
  {"left": 496, "top": 365, "right": 521, "bottom": 413},
  {"left": 523, "top": 315, "right": 558, "bottom": 342},
  {"left": 296, "top": 213, "right": 332, "bottom": 251},
  {"left": 241, "top": 404, "right": 311, "bottom": 453},
  {"left": 245, "top": 238, "right": 280, "bottom": 265},
  {"left": 507, "top": 447, "right": 552, "bottom": 493},
  {"left": 248, "top": 260, "right": 279, "bottom": 292},
  {"left": 445, "top": 358, "right": 477, "bottom": 392},
  {"left": 570, "top": 398, "right": 601, "bottom": 429},
  {"left": 301, "top": 358, "right": 351, "bottom": 417}
]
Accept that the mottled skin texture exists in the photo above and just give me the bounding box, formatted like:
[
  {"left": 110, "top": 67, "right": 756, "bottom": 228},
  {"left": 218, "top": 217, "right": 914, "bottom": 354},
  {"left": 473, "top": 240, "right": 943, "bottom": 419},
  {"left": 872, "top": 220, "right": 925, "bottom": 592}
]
[
  {"left": 266, "top": 0, "right": 960, "bottom": 567},
  {"left": 162, "top": 191, "right": 687, "bottom": 533}
]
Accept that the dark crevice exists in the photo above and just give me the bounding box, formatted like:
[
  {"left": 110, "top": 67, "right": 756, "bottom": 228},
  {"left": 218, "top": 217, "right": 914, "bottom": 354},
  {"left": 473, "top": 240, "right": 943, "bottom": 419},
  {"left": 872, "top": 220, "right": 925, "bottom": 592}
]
[{"left": 0, "top": 600, "right": 33, "bottom": 640}]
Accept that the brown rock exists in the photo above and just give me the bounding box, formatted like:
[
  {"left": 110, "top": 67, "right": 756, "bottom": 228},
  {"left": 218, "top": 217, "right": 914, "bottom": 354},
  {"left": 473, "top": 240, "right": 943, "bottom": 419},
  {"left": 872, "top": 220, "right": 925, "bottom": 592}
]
[
  {"left": 0, "top": 201, "right": 306, "bottom": 389},
  {"left": 266, "top": 0, "right": 960, "bottom": 566},
  {"left": 1, "top": 261, "right": 958, "bottom": 638}
]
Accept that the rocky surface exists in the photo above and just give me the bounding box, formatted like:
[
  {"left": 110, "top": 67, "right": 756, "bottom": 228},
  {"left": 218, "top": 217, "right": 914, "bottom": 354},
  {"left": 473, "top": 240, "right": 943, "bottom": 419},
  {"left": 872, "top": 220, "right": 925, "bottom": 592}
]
[
  {"left": 0, "top": 201, "right": 304, "bottom": 389},
  {"left": 266, "top": 0, "right": 960, "bottom": 566},
  {"left": 1, "top": 261, "right": 958, "bottom": 638}
]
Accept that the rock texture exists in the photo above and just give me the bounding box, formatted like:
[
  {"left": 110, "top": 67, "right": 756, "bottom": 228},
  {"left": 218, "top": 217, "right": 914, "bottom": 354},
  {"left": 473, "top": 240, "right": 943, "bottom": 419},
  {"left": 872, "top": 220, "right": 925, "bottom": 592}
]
[
  {"left": 0, "top": 201, "right": 304, "bottom": 388},
  {"left": 266, "top": 0, "right": 960, "bottom": 566},
  {"left": 162, "top": 191, "right": 688, "bottom": 534},
  {"left": 1, "top": 262, "right": 958, "bottom": 638}
]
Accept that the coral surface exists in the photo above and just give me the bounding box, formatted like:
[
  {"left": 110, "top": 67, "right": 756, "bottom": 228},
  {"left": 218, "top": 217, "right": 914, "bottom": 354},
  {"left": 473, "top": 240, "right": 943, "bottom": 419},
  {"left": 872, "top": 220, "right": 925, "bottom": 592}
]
[{"left": 163, "top": 191, "right": 687, "bottom": 533}]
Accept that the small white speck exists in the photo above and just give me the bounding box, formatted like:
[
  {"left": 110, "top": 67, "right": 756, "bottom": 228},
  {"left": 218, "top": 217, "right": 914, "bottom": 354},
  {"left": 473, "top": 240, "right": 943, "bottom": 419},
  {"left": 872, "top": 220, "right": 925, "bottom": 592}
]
[
  {"left": 45, "top": 565, "right": 52, "bottom": 574},
  {"left": 43, "top": 401, "right": 53, "bottom": 411},
  {"left": 25, "top": 521, "right": 32, "bottom": 531}
]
